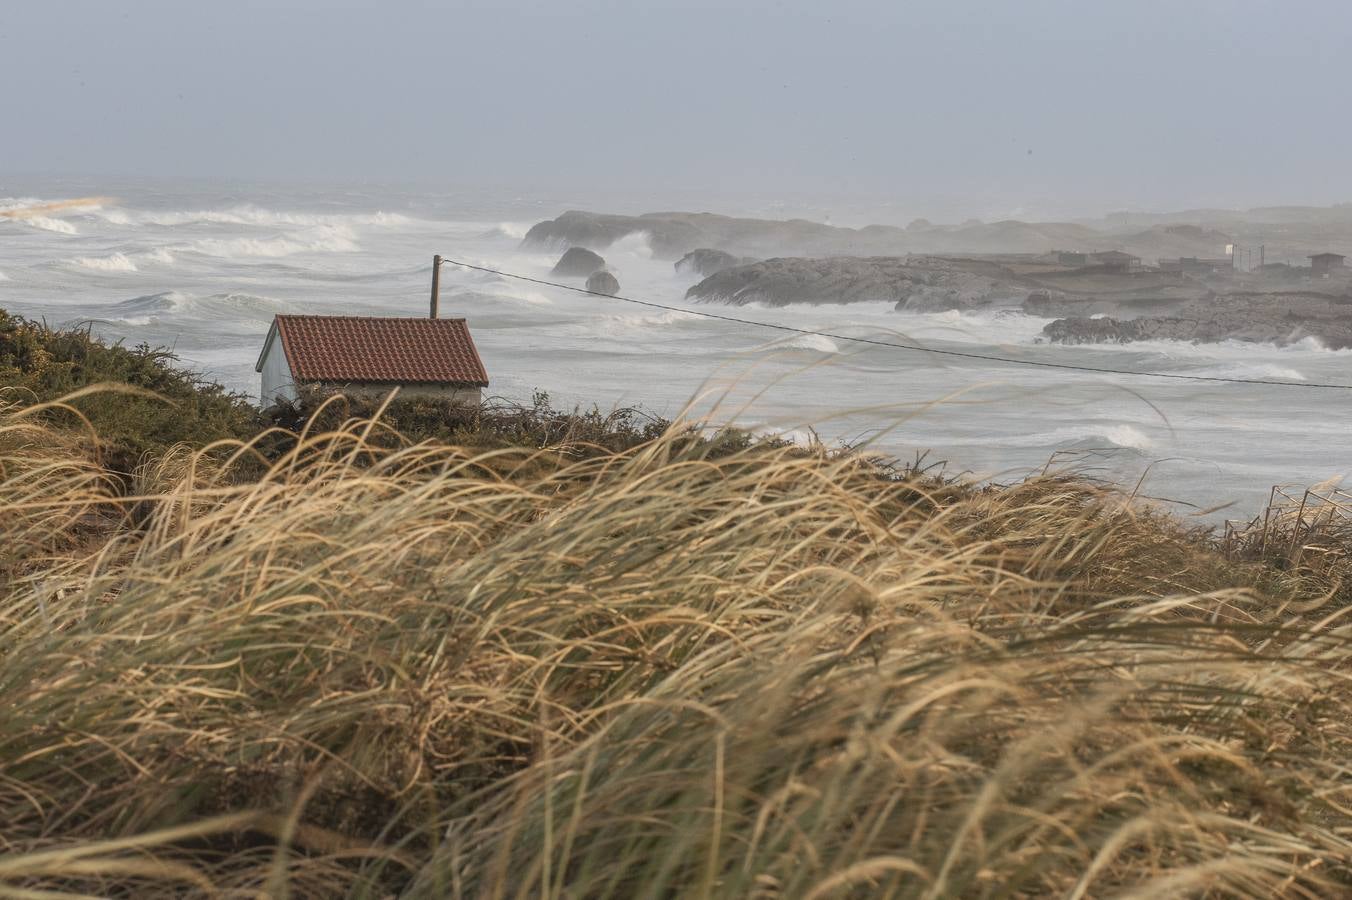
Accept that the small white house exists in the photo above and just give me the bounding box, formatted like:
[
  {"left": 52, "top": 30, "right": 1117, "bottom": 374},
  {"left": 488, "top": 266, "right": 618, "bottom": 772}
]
[{"left": 255, "top": 314, "right": 489, "bottom": 407}]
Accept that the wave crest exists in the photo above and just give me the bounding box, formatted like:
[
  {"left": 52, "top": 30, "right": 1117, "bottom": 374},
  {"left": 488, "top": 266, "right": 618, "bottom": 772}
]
[
  {"left": 103, "top": 290, "right": 294, "bottom": 325},
  {"left": 70, "top": 248, "right": 177, "bottom": 272},
  {"left": 138, "top": 205, "right": 413, "bottom": 229},
  {"left": 186, "top": 224, "right": 359, "bottom": 258},
  {"left": 73, "top": 252, "right": 139, "bottom": 272},
  {"left": 1005, "top": 424, "right": 1155, "bottom": 452}
]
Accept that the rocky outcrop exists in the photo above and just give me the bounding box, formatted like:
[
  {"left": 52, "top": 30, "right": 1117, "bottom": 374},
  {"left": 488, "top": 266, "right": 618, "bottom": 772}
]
[
  {"left": 675, "top": 249, "right": 757, "bottom": 278},
  {"left": 551, "top": 247, "right": 606, "bottom": 278},
  {"left": 1042, "top": 294, "right": 1352, "bottom": 349},
  {"left": 523, "top": 210, "right": 1111, "bottom": 260},
  {"left": 526, "top": 212, "right": 705, "bottom": 258},
  {"left": 585, "top": 270, "right": 620, "bottom": 296},
  {"left": 523, "top": 208, "right": 1252, "bottom": 262},
  {"left": 1041, "top": 317, "right": 1150, "bottom": 345},
  {"left": 1022, "top": 288, "right": 1198, "bottom": 319},
  {"left": 686, "top": 256, "right": 1028, "bottom": 311}
]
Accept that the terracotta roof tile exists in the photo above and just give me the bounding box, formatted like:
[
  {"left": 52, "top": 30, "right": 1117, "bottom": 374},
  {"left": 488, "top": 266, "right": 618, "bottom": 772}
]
[{"left": 272, "top": 316, "right": 488, "bottom": 386}]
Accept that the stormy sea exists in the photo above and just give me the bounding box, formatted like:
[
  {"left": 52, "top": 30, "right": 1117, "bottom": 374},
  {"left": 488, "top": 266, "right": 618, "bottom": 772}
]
[{"left": 4, "top": 175, "right": 1348, "bottom": 522}]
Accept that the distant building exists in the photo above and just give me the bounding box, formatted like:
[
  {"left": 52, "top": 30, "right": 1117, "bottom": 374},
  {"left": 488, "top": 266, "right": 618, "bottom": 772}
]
[
  {"left": 1089, "top": 250, "right": 1142, "bottom": 273},
  {"left": 1310, "top": 253, "right": 1347, "bottom": 276},
  {"left": 1054, "top": 251, "right": 1089, "bottom": 267},
  {"left": 256, "top": 315, "right": 489, "bottom": 407},
  {"left": 1158, "top": 257, "right": 1232, "bottom": 275}
]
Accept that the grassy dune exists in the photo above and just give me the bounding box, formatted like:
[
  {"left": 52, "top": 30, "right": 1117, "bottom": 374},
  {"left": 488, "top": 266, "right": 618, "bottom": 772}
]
[{"left": 3, "top": 313, "right": 1352, "bottom": 897}]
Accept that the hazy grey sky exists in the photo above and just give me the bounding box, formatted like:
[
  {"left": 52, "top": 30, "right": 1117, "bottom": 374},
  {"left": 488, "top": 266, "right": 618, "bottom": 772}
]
[{"left": 4, "top": 0, "right": 1350, "bottom": 218}]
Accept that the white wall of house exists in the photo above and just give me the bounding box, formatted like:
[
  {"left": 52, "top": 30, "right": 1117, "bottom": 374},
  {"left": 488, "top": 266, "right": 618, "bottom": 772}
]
[
  {"left": 317, "top": 383, "right": 483, "bottom": 405},
  {"left": 258, "top": 334, "right": 298, "bottom": 407}
]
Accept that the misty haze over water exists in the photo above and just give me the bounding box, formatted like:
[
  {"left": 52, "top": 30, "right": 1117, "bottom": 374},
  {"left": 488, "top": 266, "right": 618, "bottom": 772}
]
[{"left": 5, "top": 174, "right": 1352, "bottom": 522}]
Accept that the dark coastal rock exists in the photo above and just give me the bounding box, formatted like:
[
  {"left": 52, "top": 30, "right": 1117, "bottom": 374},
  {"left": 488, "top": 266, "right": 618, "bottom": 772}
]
[
  {"left": 585, "top": 270, "right": 620, "bottom": 296},
  {"left": 525, "top": 212, "right": 705, "bottom": 258},
  {"left": 524, "top": 210, "right": 1108, "bottom": 260},
  {"left": 1041, "top": 316, "right": 1148, "bottom": 345},
  {"left": 523, "top": 208, "right": 1253, "bottom": 263},
  {"left": 686, "top": 256, "right": 1026, "bottom": 311},
  {"left": 524, "top": 210, "right": 916, "bottom": 259},
  {"left": 551, "top": 247, "right": 607, "bottom": 278},
  {"left": 674, "top": 249, "right": 757, "bottom": 278},
  {"left": 1022, "top": 289, "right": 1197, "bottom": 320},
  {"left": 1042, "top": 294, "right": 1352, "bottom": 349}
]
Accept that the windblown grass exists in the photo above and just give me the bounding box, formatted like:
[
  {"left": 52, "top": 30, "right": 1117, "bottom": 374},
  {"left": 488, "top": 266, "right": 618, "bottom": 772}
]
[{"left": 3, "top": 381, "right": 1352, "bottom": 897}]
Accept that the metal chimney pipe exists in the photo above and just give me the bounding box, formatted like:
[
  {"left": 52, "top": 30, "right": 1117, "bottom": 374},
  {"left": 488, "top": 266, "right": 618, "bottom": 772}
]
[{"left": 430, "top": 254, "right": 443, "bottom": 318}]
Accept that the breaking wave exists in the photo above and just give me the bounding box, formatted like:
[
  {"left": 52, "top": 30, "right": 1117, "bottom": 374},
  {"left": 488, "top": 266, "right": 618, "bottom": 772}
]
[
  {"left": 1187, "top": 362, "right": 1309, "bottom": 381},
  {"left": 137, "top": 205, "right": 413, "bottom": 229},
  {"left": 186, "top": 225, "right": 359, "bottom": 258},
  {"left": 608, "top": 231, "right": 655, "bottom": 260},
  {"left": 1007, "top": 424, "right": 1155, "bottom": 452},
  {"left": 482, "top": 222, "right": 530, "bottom": 240},
  {"left": 771, "top": 334, "right": 840, "bottom": 353},
  {"left": 73, "top": 253, "right": 139, "bottom": 272},
  {"left": 18, "top": 216, "right": 78, "bottom": 235},
  {"left": 70, "top": 248, "right": 176, "bottom": 272},
  {"left": 97, "top": 209, "right": 133, "bottom": 225},
  {"left": 104, "top": 290, "right": 294, "bottom": 325},
  {"left": 604, "top": 309, "right": 702, "bottom": 330}
]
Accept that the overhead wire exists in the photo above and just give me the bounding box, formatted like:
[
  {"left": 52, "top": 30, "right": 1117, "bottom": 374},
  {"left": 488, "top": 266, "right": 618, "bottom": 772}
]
[{"left": 440, "top": 257, "right": 1352, "bottom": 391}]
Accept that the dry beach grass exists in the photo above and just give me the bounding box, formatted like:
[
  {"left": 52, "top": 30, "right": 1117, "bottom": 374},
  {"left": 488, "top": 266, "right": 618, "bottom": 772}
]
[{"left": 3, "top": 325, "right": 1352, "bottom": 896}]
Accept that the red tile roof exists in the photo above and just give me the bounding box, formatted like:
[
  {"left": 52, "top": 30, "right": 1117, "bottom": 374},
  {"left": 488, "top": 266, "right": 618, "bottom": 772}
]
[{"left": 266, "top": 315, "right": 488, "bottom": 386}]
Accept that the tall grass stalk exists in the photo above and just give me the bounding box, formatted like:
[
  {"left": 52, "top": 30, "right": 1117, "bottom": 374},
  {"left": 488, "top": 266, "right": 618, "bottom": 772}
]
[{"left": 2, "top": 390, "right": 1350, "bottom": 897}]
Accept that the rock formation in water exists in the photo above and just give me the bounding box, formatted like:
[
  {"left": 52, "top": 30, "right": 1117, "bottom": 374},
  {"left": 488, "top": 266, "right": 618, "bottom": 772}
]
[
  {"left": 685, "top": 256, "right": 1028, "bottom": 311},
  {"left": 1021, "top": 285, "right": 1206, "bottom": 319},
  {"left": 551, "top": 247, "right": 607, "bottom": 278},
  {"left": 526, "top": 212, "right": 705, "bottom": 259},
  {"left": 1042, "top": 294, "right": 1352, "bottom": 349},
  {"left": 674, "top": 249, "right": 758, "bottom": 278},
  {"left": 523, "top": 209, "right": 1247, "bottom": 262},
  {"left": 585, "top": 270, "right": 620, "bottom": 296}
]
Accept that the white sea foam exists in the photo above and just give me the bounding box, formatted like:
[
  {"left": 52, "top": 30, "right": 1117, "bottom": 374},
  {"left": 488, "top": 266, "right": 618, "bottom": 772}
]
[
  {"left": 139, "top": 205, "right": 413, "bottom": 229},
  {"left": 912, "top": 308, "right": 1048, "bottom": 343},
  {"left": 141, "top": 248, "right": 176, "bottom": 265},
  {"left": 194, "top": 292, "right": 296, "bottom": 322},
  {"left": 73, "top": 252, "right": 139, "bottom": 272},
  {"left": 606, "top": 309, "right": 701, "bottom": 329},
  {"left": 187, "top": 224, "right": 359, "bottom": 258},
  {"left": 485, "top": 222, "right": 529, "bottom": 240},
  {"left": 775, "top": 334, "right": 840, "bottom": 353},
  {"left": 1285, "top": 335, "right": 1349, "bottom": 353},
  {"left": 1188, "top": 363, "right": 1308, "bottom": 381},
  {"left": 70, "top": 248, "right": 176, "bottom": 272},
  {"left": 23, "top": 216, "right": 78, "bottom": 235},
  {"left": 497, "top": 287, "right": 554, "bottom": 306},
  {"left": 608, "top": 231, "right": 655, "bottom": 260},
  {"left": 0, "top": 197, "right": 37, "bottom": 213},
  {"left": 103, "top": 290, "right": 291, "bottom": 324},
  {"left": 112, "top": 291, "right": 192, "bottom": 314},
  {"left": 1007, "top": 424, "right": 1155, "bottom": 452}
]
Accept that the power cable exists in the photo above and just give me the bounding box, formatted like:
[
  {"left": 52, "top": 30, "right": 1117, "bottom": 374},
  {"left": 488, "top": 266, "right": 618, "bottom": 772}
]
[{"left": 440, "top": 257, "right": 1352, "bottom": 391}]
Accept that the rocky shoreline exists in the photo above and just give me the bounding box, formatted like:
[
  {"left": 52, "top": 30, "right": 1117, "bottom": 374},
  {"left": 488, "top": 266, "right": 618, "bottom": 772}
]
[
  {"left": 522, "top": 208, "right": 1352, "bottom": 348},
  {"left": 1041, "top": 294, "right": 1352, "bottom": 349},
  {"left": 684, "top": 256, "right": 1031, "bottom": 310},
  {"left": 521, "top": 209, "right": 1240, "bottom": 260}
]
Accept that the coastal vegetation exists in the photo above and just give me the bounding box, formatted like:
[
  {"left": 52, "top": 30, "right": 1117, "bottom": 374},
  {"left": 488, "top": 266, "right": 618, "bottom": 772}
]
[{"left": 3, "top": 311, "right": 1352, "bottom": 897}]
